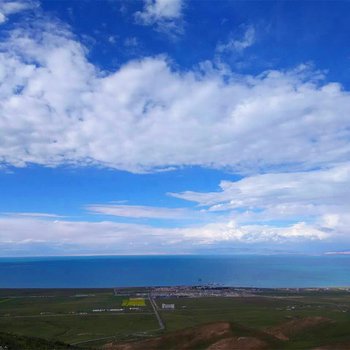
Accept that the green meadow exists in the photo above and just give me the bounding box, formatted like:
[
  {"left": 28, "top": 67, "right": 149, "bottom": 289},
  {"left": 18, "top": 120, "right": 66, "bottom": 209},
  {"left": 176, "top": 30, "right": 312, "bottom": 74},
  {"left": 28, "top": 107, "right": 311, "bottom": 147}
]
[{"left": 0, "top": 289, "right": 156, "bottom": 346}]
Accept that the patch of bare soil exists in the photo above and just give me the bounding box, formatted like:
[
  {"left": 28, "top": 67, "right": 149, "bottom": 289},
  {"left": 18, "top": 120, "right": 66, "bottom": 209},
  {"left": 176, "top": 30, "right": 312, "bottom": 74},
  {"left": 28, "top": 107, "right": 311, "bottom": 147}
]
[
  {"left": 104, "top": 322, "right": 232, "bottom": 350},
  {"left": 206, "top": 336, "right": 269, "bottom": 350},
  {"left": 266, "top": 316, "right": 333, "bottom": 341}
]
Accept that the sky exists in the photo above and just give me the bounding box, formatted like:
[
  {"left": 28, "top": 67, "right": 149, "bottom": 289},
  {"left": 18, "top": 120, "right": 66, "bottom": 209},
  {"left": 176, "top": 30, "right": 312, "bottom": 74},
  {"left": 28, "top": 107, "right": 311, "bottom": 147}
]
[{"left": 0, "top": 0, "right": 350, "bottom": 256}]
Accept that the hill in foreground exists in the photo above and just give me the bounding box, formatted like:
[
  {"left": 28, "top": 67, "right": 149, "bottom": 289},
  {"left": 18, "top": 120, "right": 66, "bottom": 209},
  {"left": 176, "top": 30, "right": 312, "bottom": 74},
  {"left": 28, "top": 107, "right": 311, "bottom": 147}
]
[
  {"left": 103, "top": 317, "right": 340, "bottom": 350},
  {"left": 1, "top": 316, "right": 349, "bottom": 350},
  {"left": 0, "top": 332, "right": 84, "bottom": 350},
  {"left": 103, "top": 321, "right": 279, "bottom": 350}
]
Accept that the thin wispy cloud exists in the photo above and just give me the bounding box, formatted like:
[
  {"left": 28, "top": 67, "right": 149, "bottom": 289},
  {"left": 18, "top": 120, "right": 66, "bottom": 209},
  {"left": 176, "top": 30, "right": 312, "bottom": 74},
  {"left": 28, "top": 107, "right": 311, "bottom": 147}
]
[
  {"left": 86, "top": 204, "right": 194, "bottom": 220},
  {"left": 2, "top": 212, "right": 64, "bottom": 219},
  {"left": 0, "top": 0, "right": 38, "bottom": 24},
  {"left": 216, "top": 25, "right": 256, "bottom": 54}
]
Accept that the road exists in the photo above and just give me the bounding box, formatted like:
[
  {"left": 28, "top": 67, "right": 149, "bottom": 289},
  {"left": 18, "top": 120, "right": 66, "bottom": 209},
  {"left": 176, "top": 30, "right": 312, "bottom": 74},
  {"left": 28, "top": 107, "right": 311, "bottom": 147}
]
[
  {"left": 72, "top": 296, "right": 164, "bottom": 346},
  {"left": 148, "top": 294, "right": 165, "bottom": 330}
]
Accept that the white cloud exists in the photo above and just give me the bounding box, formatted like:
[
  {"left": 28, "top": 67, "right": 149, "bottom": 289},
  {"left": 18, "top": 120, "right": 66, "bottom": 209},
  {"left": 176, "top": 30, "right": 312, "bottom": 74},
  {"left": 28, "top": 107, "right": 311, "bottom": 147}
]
[
  {"left": 171, "top": 163, "right": 350, "bottom": 210},
  {"left": 136, "top": 0, "right": 182, "bottom": 22},
  {"left": 135, "top": 0, "right": 183, "bottom": 34},
  {"left": 0, "top": 0, "right": 37, "bottom": 24},
  {"left": 0, "top": 213, "right": 332, "bottom": 256},
  {"left": 217, "top": 25, "right": 256, "bottom": 53},
  {"left": 0, "top": 216, "right": 171, "bottom": 254},
  {"left": 1, "top": 9, "right": 349, "bottom": 256},
  {"left": 3, "top": 212, "right": 64, "bottom": 218},
  {"left": 86, "top": 204, "right": 194, "bottom": 219},
  {"left": 1, "top": 21, "right": 350, "bottom": 174},
  {"left": 182, "top": 220, "right": 329, "bottom": 244},
  {"left": 171, "top": 163, "right": 350, "bottom": 242},
  {"left": 0, "top": 12, "right": 6, "bottom": 24}
]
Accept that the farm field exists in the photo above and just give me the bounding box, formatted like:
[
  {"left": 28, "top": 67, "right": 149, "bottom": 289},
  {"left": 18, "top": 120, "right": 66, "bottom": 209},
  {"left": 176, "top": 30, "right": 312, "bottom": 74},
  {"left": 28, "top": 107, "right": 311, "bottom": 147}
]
[{"left": 121, "top": 298, "right": 146, "bottom": 307}]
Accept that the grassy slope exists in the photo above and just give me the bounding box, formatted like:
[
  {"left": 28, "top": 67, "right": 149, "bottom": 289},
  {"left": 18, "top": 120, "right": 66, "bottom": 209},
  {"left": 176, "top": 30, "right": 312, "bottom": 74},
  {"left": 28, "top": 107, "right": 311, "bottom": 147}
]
[
  {"left": 157, "top": 294, "right": 350, "bottom": 349},
  {"left": 0, "top": 332, "right": 84, "bottom": 350}
]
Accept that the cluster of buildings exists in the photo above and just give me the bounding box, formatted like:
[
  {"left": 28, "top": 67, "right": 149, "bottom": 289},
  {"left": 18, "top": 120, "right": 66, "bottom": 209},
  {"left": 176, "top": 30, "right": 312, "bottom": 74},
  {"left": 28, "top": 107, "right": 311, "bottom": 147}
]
[
  {"left": 149, "top": 286, "right": 250, "bottom": 298},
  {"left": 92, "top": 308, "right": 123, "bottom": 312}
]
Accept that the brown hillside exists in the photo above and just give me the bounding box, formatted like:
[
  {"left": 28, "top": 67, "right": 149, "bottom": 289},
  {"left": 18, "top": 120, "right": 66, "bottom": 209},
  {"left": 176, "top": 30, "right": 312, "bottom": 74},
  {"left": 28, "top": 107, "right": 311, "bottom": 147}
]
[
  {"left": 312, "top": 342, "right": 350, "bottom": 350},
  {"left": 207, "top": 336, "right": 269, "bottom": 350},
  {"left": 104, "top": 322, "right": 231, "bottom": 350},
  {"left": 104, "top": 317, "right": 334, "bottom": 350},
  {"left": 266, "top": 316, "right": 333, "bottom": 341}
]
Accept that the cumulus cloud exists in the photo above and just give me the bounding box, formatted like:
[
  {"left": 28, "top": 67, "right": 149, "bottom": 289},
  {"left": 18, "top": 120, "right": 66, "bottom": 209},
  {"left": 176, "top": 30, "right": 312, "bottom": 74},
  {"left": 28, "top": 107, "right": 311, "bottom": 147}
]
[
  {"left": 182, "top": 220, "right": 329, "bottom": 244},
  {"left": 0, "top": 0, "right": 37, "bottom": 24},
  {"left": 1, "top": 20, "right": 350, "bottom": 174},
  {"left": 136, "top": 0, "right": 182, "bottom": 21},
  {"left": 135, "top": 0, "right": 183, "bottom": 34}
]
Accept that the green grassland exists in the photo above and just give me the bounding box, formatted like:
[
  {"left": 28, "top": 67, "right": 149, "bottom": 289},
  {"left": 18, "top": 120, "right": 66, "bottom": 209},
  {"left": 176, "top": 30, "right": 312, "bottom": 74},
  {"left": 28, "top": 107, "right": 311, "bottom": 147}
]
[
  {"left": 0, "top": 290, "right": 157, "bottom": 346},
  {"left": 0, "top": 314, "right": 158, "bottom": 345},
  {"left": 0, "top": 288, "right": 112, "bottom": 298},
  {"left": 0, "top": 293, "right": 151, "bottom": 316},
  {"left": 156, "top": 292, "right": 350, "bottom": 349},
  {"left": 1, "top": 295, "right": 116, "bottom": 316},
  {"left": 1, "top": 289, "right": 350, "bottom": 349}
]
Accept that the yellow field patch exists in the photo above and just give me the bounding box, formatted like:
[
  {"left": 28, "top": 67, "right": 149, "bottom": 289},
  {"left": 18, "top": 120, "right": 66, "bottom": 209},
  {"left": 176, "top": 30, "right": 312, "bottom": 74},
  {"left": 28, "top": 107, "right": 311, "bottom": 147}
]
[{"left": 122, "top": 298, "right": 146, "bottom": 307}]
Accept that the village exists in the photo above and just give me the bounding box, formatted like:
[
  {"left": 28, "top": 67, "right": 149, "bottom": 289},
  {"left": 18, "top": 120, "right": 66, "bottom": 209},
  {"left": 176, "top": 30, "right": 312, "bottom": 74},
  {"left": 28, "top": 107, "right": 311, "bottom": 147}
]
[{"left": 114, "top": 285, "right": 350, "bottom": 301}]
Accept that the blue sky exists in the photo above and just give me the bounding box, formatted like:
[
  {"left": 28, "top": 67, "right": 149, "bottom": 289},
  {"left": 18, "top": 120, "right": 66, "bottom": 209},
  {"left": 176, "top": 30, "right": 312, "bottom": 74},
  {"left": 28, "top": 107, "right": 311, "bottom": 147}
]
[{"left": 0, "top": 0, "right": 350, "bottom": 256}]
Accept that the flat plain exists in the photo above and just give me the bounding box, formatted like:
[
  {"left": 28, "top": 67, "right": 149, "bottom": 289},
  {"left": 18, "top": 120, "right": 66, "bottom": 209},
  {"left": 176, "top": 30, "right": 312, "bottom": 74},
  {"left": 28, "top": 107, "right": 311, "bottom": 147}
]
[{"left": 1, "top": 288, "right": 350, "bottom": 349}]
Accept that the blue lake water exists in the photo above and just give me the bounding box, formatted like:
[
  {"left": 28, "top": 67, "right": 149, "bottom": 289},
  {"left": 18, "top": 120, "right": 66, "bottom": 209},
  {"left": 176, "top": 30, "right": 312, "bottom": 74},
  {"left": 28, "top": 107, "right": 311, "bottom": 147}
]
[{"left": 0, "top": 255, "right": 350, "bottom": 288}]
